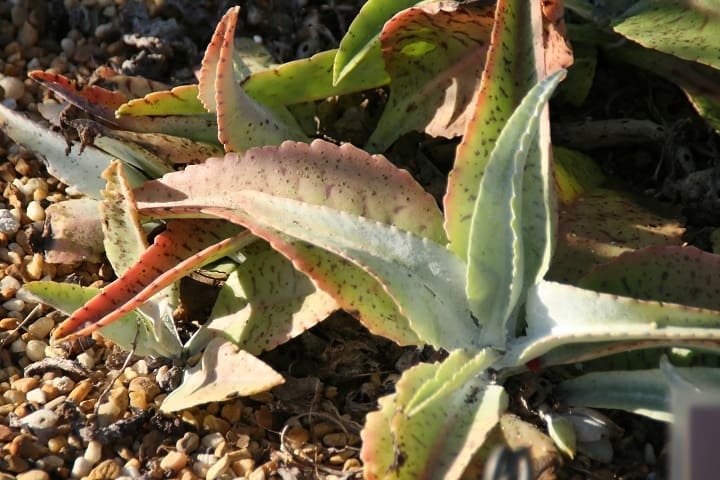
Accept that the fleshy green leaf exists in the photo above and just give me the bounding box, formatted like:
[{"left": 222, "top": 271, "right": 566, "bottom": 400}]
[
  {"left": 0, "top": 104, "right": 146, "bottom": 198},
  {"left": 558, "top": 362, "right": 720, "bottom": 422},
  {"left": 198, "top": 6, "right": 307, "bottom": 151},
  {"left": 365, "top": 1, "right": 496, "bottom": 152},
  {"left": 361, "top": 349, "right": 507, "bottom": 479},
  {"left": 73, "top": 119, "right": 174, "bottom": 178},
  {"left": 332, "top": 0, "right": 425, "bottom": 84},
  {"left": 117, "top": 84, "right": 208, "bottom": 117},
  {"left": 611, "top": 1, "right": 720, "bottom": 71},
  {"left": 444, "top": 0, "right": 543, "bottom": 260},
  {"left": 186, "top": 241, "right": 338, "bottom": 355},
  {"left": 135, "top": 140, "right": 440, "bottom": 346},
  {"left": 466, "top": 70, "right": 566, "bottom": 347},
  {"left": 100, "top": 161, "right": 182, "bottom": 356},
  {"left": 506, "top": 281, "right": 720, "bottom": 367},
  {"left": 580, "top": 245, "right": 720, "bottom": 311},
  {"left": 208, "top": 192, "right": 478, "bottom": 351},
  {"left": 160, "top": 338, "right": 284, "bottom": 412},
  {"left": 548, "top": 189, "right": 685, "bottom": 284},
  {"left": 552, "top": 146, "right": 605, "bottom": 205}
]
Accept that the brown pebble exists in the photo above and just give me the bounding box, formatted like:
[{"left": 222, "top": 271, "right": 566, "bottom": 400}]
[
  {"left": 254, "top": 407, "right": 274, "bottom": 430},
  {"left": 323, "top": 432, "right": 348, "bottom": 448},
  {"left": 205, "top": 454, "right": 230, "bottom": 479},
  {"left": 3, "top": 454, "right": 29, "bottom": 473},
  {"left": 11, "top": 377, "right": 38, "bottom": 393},
  {"left": 15, "top": 470, "right": 48, "bottom": 480},
  {"left": 128, "top": 390, "right": 147, "bottom": 409},
  {"left": 232, "top": 458, "right": 255, "bottom": 477},
  {"left": 0, "top": 317, "right": 17, "bottom": 329},
  {"left": 0, "top": 425, "right": 14, "bottom": 441},
  {"left": 87, "top": 459, "right": 121, "bottom": 480},
  {"left": 221, "top": 401, "right": 243, "bottom": 423},
  {"left": 284, "top": 426, "right": 310, "bottom": 449},
  {"left": 68, "top": 379, "right": 93, "bottom": 402},
  {"left": 343, "top": 458, "right": 362, "bottom": 471},
  {"left": 128, "top": 376, "right": 160, "bottom": 401},
  {"left": 202, "top": 415, "right": 231, "bottom": 436},
  {"left": 160, "top": 451, "right": 188, "bottom": 472},
  {"left": 9, "top": 434, "right": 40, "bottom": 459}
]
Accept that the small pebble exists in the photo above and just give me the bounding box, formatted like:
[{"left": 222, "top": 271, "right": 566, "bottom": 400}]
[
  {"left": 3, "top": 389, "right": 25, "bottom": 404},
  {"left": 60, "top": 37, "right": 75, "bottom": 56},
  {"left": 205, "top": 454, "right": 230, "bottom": 479},
  {"left": 25, "top": 339, "right": 47, "bottom": 361},
  {"left": 16, "top": 470, "right": 49, "bottom": 480},
  {"left": 323, "top": 433, "right": 348, "bottom": 448},
  {"left": 27, "top": 316, "right": 54, "bottom": 339},
  {"left": 75, "top": 352, "right": 94, "bottom": 369},
  {"left": 2, "top": 298, "right": 24, "bottom": 312},
  {"left": 87, "top": 459, "right": 121, "bottom": 480},
  {"left": 68, "top": 380, "right": 93, "bottom": 402},
  {"left": 160, "top": 451, "right": 188, "bottom": 471},
  {"left": 18, "top": 22, "right": 38, "bottom": 48},
  {"left": 84, "top": 440, "right": 103, "bottom": 465},
  {"left": 0, "top": 78, "right": 24, "bottom": 102},
  {"left": 232, "top": 458, "right": 255, "bottom": 477},
  {"left": 26, "top": 201, "right": 45, "bottom": 222},
  {"left": 9, "top": 338, "right": 26, "bottom": 354},
  {"left": 25, "top": 388, "right": 47, "bottom": 405},
  {"left": 201, "top": 432, "right": 224, "bottom": 449},
  {"left": 11, "top": 377, "right": 38, "bottom": 393},
  {"left": 128, "top": 376, "right": 160, "bottom": 400},
  {"left": 19, "top": 408, "right": 59, "bottom": 431},
  {"left": 0, "top": 275, "right": 21, "bottom": 292},
  {"left": 71, "top": 457, "right": 92, "bottom": 478},
  {"left": 176, "top": 432, "right": 200, "bottom": 454}
]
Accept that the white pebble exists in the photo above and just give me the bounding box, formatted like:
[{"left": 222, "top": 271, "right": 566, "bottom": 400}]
[
  {"left": 0, "top": 209, "right": 20, "bottom": 234},
  {"left": 1, "top": 275, "right": 21, "bottom": 291},
  {"left": 76, "top": 352, "right": 95, "bottom": 370},
  {"left": 201, "top": 432, "right": 224, "bottom": 449},
  {"left": 51, "top": 376, "right": 75, "bottom": 393},
  {"left": 26, "top": 387, "right": 47, "bottom": 404},
  {"left": 3, "top": 298, "right": 25, "bottom": 312},
  {"left": 84, "top": 440, "right": 102, "bottom": 465},
  {"left": 26, "top": 201, "right": 45, "bottom": 222},
  {"left": 71, "top": 457, "right": 92, "bottom": 478},
  {"left": 25, "top": 339, "right": 48, "bottom": 362},
  {"left": 0, "top": 77, "right": 25, "bottom": 101},
  {"left": 19, "top": 408, "right": 59, "bottom": 431}
]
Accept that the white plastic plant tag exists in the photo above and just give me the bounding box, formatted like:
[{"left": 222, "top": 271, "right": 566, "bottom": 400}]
[{"left": 667, "top": 360, "right": 720, "bottom": 480}]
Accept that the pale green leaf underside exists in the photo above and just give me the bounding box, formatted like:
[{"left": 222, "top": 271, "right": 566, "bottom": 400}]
[
  {"left": 21, "top": 282, "right": 178, "bottom": 358},
  {"left": 558, "top": 366, "right": 720, "bottom": 422},
  {"left": 225, "top": 192, "right": 478, "bottom": 351},
  {"left": 0, "top": 104, "right": 146, "bottom": 198},
  {"left": 467, "top": 70, "right": 566, "bottom": 347},
  {"left": 506, "top": 281, "right": 720, "bottom": 366}
]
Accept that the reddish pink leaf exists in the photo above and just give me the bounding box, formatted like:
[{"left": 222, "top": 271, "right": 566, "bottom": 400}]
[{"left": 52, "top": 219, "right": 249, "bottom": 341}]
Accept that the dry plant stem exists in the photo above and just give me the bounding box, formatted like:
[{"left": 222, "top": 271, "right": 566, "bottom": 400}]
[
  {"left": 551, "top": 118, "right": 666, "bottom": 149},
  {"left": 0, "top": 304, "right": 43, "bottom": 348}
]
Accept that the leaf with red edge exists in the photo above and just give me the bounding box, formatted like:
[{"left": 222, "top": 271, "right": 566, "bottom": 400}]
[
  {"left": 133, "top": 139, "right": 444, "bottom": 345},
  {"left": 198, "top": 6, "right": 307, "bottom": 151},
  {"left": 29, "top": 70, "right": 127, "bottom": 124},
  {"left": 365, "top": 1, "right": 496, "bottom": 152},
  {"left": 117, "top": 84, "right": 208, "bottom": 117},
  {"left": 52, "top": 219, "right": 251, "bottom": 341}
]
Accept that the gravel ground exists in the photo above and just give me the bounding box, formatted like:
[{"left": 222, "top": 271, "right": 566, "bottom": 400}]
[{"left": 0, "top": 1, "right": 405, "bottom": 479}]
